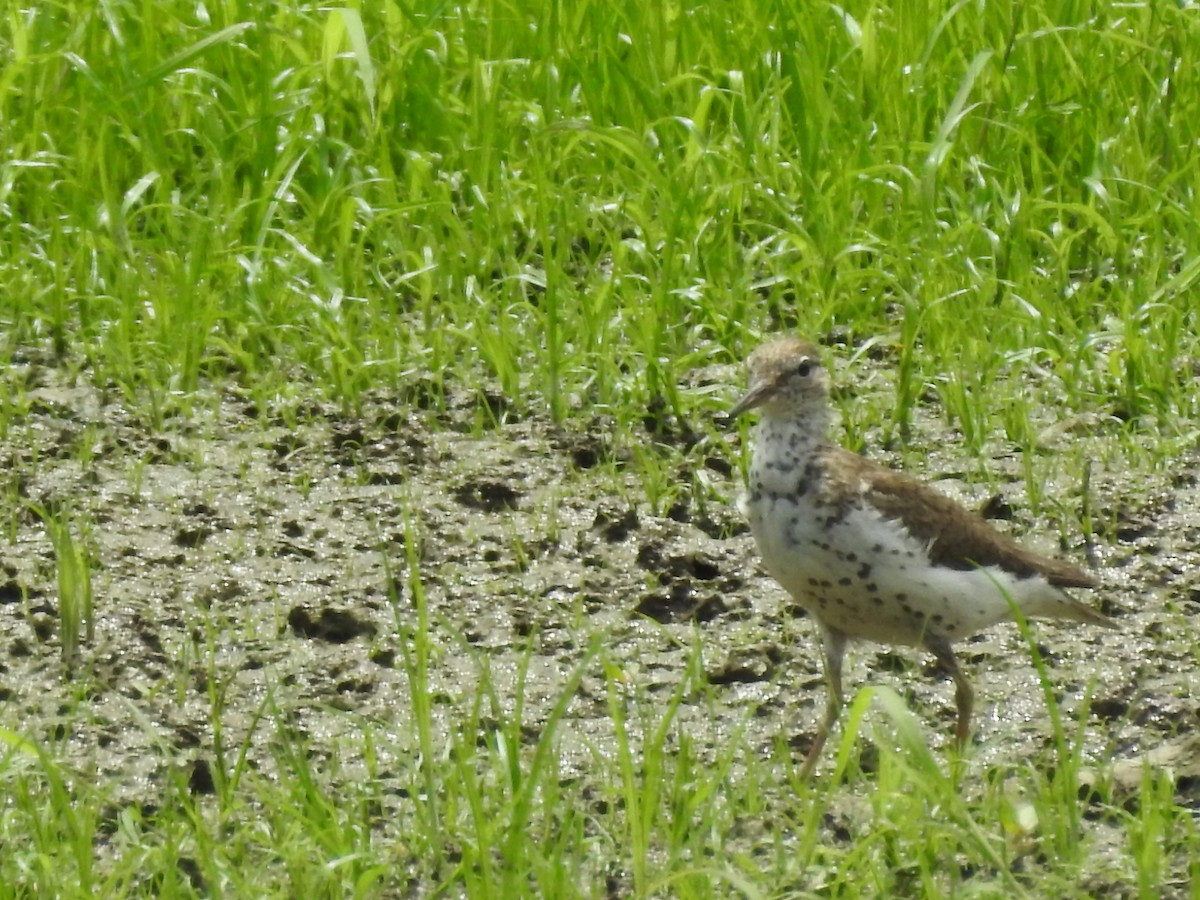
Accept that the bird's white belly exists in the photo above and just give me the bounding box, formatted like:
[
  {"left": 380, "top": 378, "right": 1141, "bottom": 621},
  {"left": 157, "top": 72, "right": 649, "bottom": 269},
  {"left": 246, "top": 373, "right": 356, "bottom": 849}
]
[{"left": 745, "top": 492, "right": 1037, "bottom": 646}]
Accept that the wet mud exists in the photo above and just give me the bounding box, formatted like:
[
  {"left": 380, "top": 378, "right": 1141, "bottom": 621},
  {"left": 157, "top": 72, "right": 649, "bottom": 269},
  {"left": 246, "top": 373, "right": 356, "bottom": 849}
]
[{"left": 2, "top": 348, "right": 1197, "bottom": 892}]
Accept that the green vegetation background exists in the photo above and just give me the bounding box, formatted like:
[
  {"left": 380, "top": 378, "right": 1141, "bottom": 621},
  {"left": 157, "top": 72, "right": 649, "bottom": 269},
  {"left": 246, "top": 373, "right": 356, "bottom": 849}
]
[{"left": 5, "top": 1, "right": 1197, "bottom": 434}]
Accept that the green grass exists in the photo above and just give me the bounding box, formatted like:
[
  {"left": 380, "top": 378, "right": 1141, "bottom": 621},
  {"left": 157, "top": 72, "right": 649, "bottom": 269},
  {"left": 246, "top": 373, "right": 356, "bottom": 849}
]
[
  {"left": 5, "top": 0, "right": 1198, "bottom": 434},
  {"left": 31, "top": 504, "right": 95, "bottom": 667},
  {"left": 2, "top": 0, "right": 1199, "bottom": 896}
]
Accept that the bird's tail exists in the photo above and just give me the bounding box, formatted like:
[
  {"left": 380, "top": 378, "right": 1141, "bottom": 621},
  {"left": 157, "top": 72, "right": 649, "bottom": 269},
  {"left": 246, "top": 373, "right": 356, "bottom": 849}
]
[{"left": 1024, "top": 585, "right": 1116, "bottom": 630}]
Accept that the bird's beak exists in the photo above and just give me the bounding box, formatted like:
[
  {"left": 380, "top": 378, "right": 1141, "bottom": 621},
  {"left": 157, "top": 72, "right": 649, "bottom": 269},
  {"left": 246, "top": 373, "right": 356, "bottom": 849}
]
[{"left": 727, "top": 381, "right": 771, "bottom": 419}]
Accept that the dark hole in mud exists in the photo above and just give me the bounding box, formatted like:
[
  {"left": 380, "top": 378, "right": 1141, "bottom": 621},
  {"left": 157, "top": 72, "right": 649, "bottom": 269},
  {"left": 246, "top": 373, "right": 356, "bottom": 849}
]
[
  {"left": 188, "top": 758, "right": 216, "bottom": 795},
  {"left": 174, "top": 526, "right": 212, "bottom": 548},
  {"left": 364, "top": 470, "right": 406, "bottom": 486},
  {"left": 287, "top": 606, "right": 377, "bottom": 643},
  {"left": 142, "top": 437, "right": 172, "bottom": 461},
  {"left": 454, "top": 479, "right": 521, "bottom": 512},
  {"left": 593, "top": 508, "right": 638, "bottom": 542},
  {"left": 336, "top": 678, "right": 374, "bottom": 695},
  {"left": 637, "top": 543, "right": 723, "bottom": 584},
  {"left": 275, "top": 541, "right": 316, "bottom": 559},
  {"left": 877, "top": 651, "right": 914, "bottom": 674},
  {"left": 1176, "top": 775, "right": 1200, "bottom": 809},
  {"left": 635, "top": 585, "right": 727, "bottom": 623},
  {"left": 635, "top": 541, "right": 663, "bottom": 570},
  {"left": 788, "top": 730, "right": 821, "bottom": 757},
  {"left": 704, "top": 455, "right": 733, "bottom": 477},
  {"left": 397, "top": 376, "right": 440, "bottom": 411},
  {"left": 177, "top": 857, "right": 206, "bottom": 892},
  {"left": 0, "top": 580, "right": 23, "bottom": 604},
  {"left": 697, "top": 516, "right": 746, "bottom": 539},
  {"left": 782, "top": 601, "right": 810, "bottom": 620},
  {"left": 332, "top": 425, "right": 365, "bottom": 450},
  {"left": 272, "top": 435, "right": 305, "bottom": 458},
  {"left": 477, "top": 389, "right": 514, "bottom": 426},
  {"left": 979, "top": 493, "right": 1015, "bottom": 520},
  {"left": 642, "top": 395, "right": 699, "bottom": 446},
  {"left": 1091, "top": 696, "right": 1130, "bottom": 721},
  {"left": 96, "top": 802, "right": 159, "bottom": 844},
  {"left": 134, "top": 628, "right": 163, "bottom": 657},
  {"left": 570, "top": 443, "right": 601, "bottom": 469},
  {"left": 1116, "top": 523, "right": 1155, "bottom": 542},
  {"left": 667, "top": 501, "right": 690, "bottom": 523}
]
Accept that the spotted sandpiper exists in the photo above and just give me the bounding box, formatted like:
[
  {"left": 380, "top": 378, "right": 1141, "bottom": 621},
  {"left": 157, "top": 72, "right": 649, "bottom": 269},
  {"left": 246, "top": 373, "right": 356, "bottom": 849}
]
[{"left": 730, "top": 336, "right": 1114, "bottom": 775}]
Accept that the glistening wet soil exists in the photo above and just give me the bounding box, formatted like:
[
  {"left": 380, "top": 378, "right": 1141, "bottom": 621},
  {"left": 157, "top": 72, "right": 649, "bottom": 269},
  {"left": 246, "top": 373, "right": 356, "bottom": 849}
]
[{"left": 2, "top": 347, "right": 1197, "bottom": 893}]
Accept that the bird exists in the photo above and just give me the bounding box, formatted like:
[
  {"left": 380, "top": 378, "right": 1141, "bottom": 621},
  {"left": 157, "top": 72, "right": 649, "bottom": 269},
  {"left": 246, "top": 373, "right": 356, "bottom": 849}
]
[{"left": 729, "top": 335, "right": 1115, "bottom": 775}]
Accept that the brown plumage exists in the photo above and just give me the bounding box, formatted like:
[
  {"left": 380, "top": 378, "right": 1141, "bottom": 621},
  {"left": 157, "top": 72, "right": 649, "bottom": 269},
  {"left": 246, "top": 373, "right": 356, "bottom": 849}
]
[{"left": 821, "top": 447, "right": 1102, "bottom": 591}]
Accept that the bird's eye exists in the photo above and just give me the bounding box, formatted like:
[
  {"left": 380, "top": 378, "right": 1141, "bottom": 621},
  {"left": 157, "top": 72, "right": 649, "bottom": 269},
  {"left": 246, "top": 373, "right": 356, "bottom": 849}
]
[{"left": 795, "top": 360, "right": 813, "bottom": 378}]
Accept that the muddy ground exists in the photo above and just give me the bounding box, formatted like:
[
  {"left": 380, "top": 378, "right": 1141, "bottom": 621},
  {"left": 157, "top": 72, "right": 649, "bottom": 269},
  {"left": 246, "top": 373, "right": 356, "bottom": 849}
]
[{"left": 2, "top": 344, "right": 1198, "bottom": 894}]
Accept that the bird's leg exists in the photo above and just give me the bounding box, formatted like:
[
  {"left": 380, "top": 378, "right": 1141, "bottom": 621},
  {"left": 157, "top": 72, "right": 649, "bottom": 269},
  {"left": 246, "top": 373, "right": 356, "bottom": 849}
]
[
  {"left": 924, "top": 634, "right": 974, "bottom": 746},
  {"left": 800, "top": 626, "right": 847, "bottom": 778}
]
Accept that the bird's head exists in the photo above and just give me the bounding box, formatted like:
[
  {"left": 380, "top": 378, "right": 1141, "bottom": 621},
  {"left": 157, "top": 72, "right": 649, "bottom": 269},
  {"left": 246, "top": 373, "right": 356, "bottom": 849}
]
[{"left": 729, "top": 336, "right": 830, "bottom": 421}]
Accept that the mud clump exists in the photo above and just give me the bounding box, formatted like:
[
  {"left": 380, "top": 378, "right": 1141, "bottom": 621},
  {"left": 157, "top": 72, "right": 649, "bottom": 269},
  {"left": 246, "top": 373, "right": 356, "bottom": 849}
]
[{"left": 288, "top": 606, "right": 377, "bottom": 643}]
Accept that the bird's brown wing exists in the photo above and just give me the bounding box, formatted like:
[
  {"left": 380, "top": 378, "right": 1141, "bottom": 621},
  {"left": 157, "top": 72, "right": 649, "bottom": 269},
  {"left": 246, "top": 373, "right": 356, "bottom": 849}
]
[{"left": 821, "top": 447, "right": 1098, "bottom": 589}]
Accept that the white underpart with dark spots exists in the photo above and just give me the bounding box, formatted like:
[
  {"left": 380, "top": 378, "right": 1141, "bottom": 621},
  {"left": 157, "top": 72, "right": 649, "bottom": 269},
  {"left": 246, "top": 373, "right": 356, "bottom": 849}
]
[{"left": 743, "top": 416, "right": 1072, "bottom": 647}]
